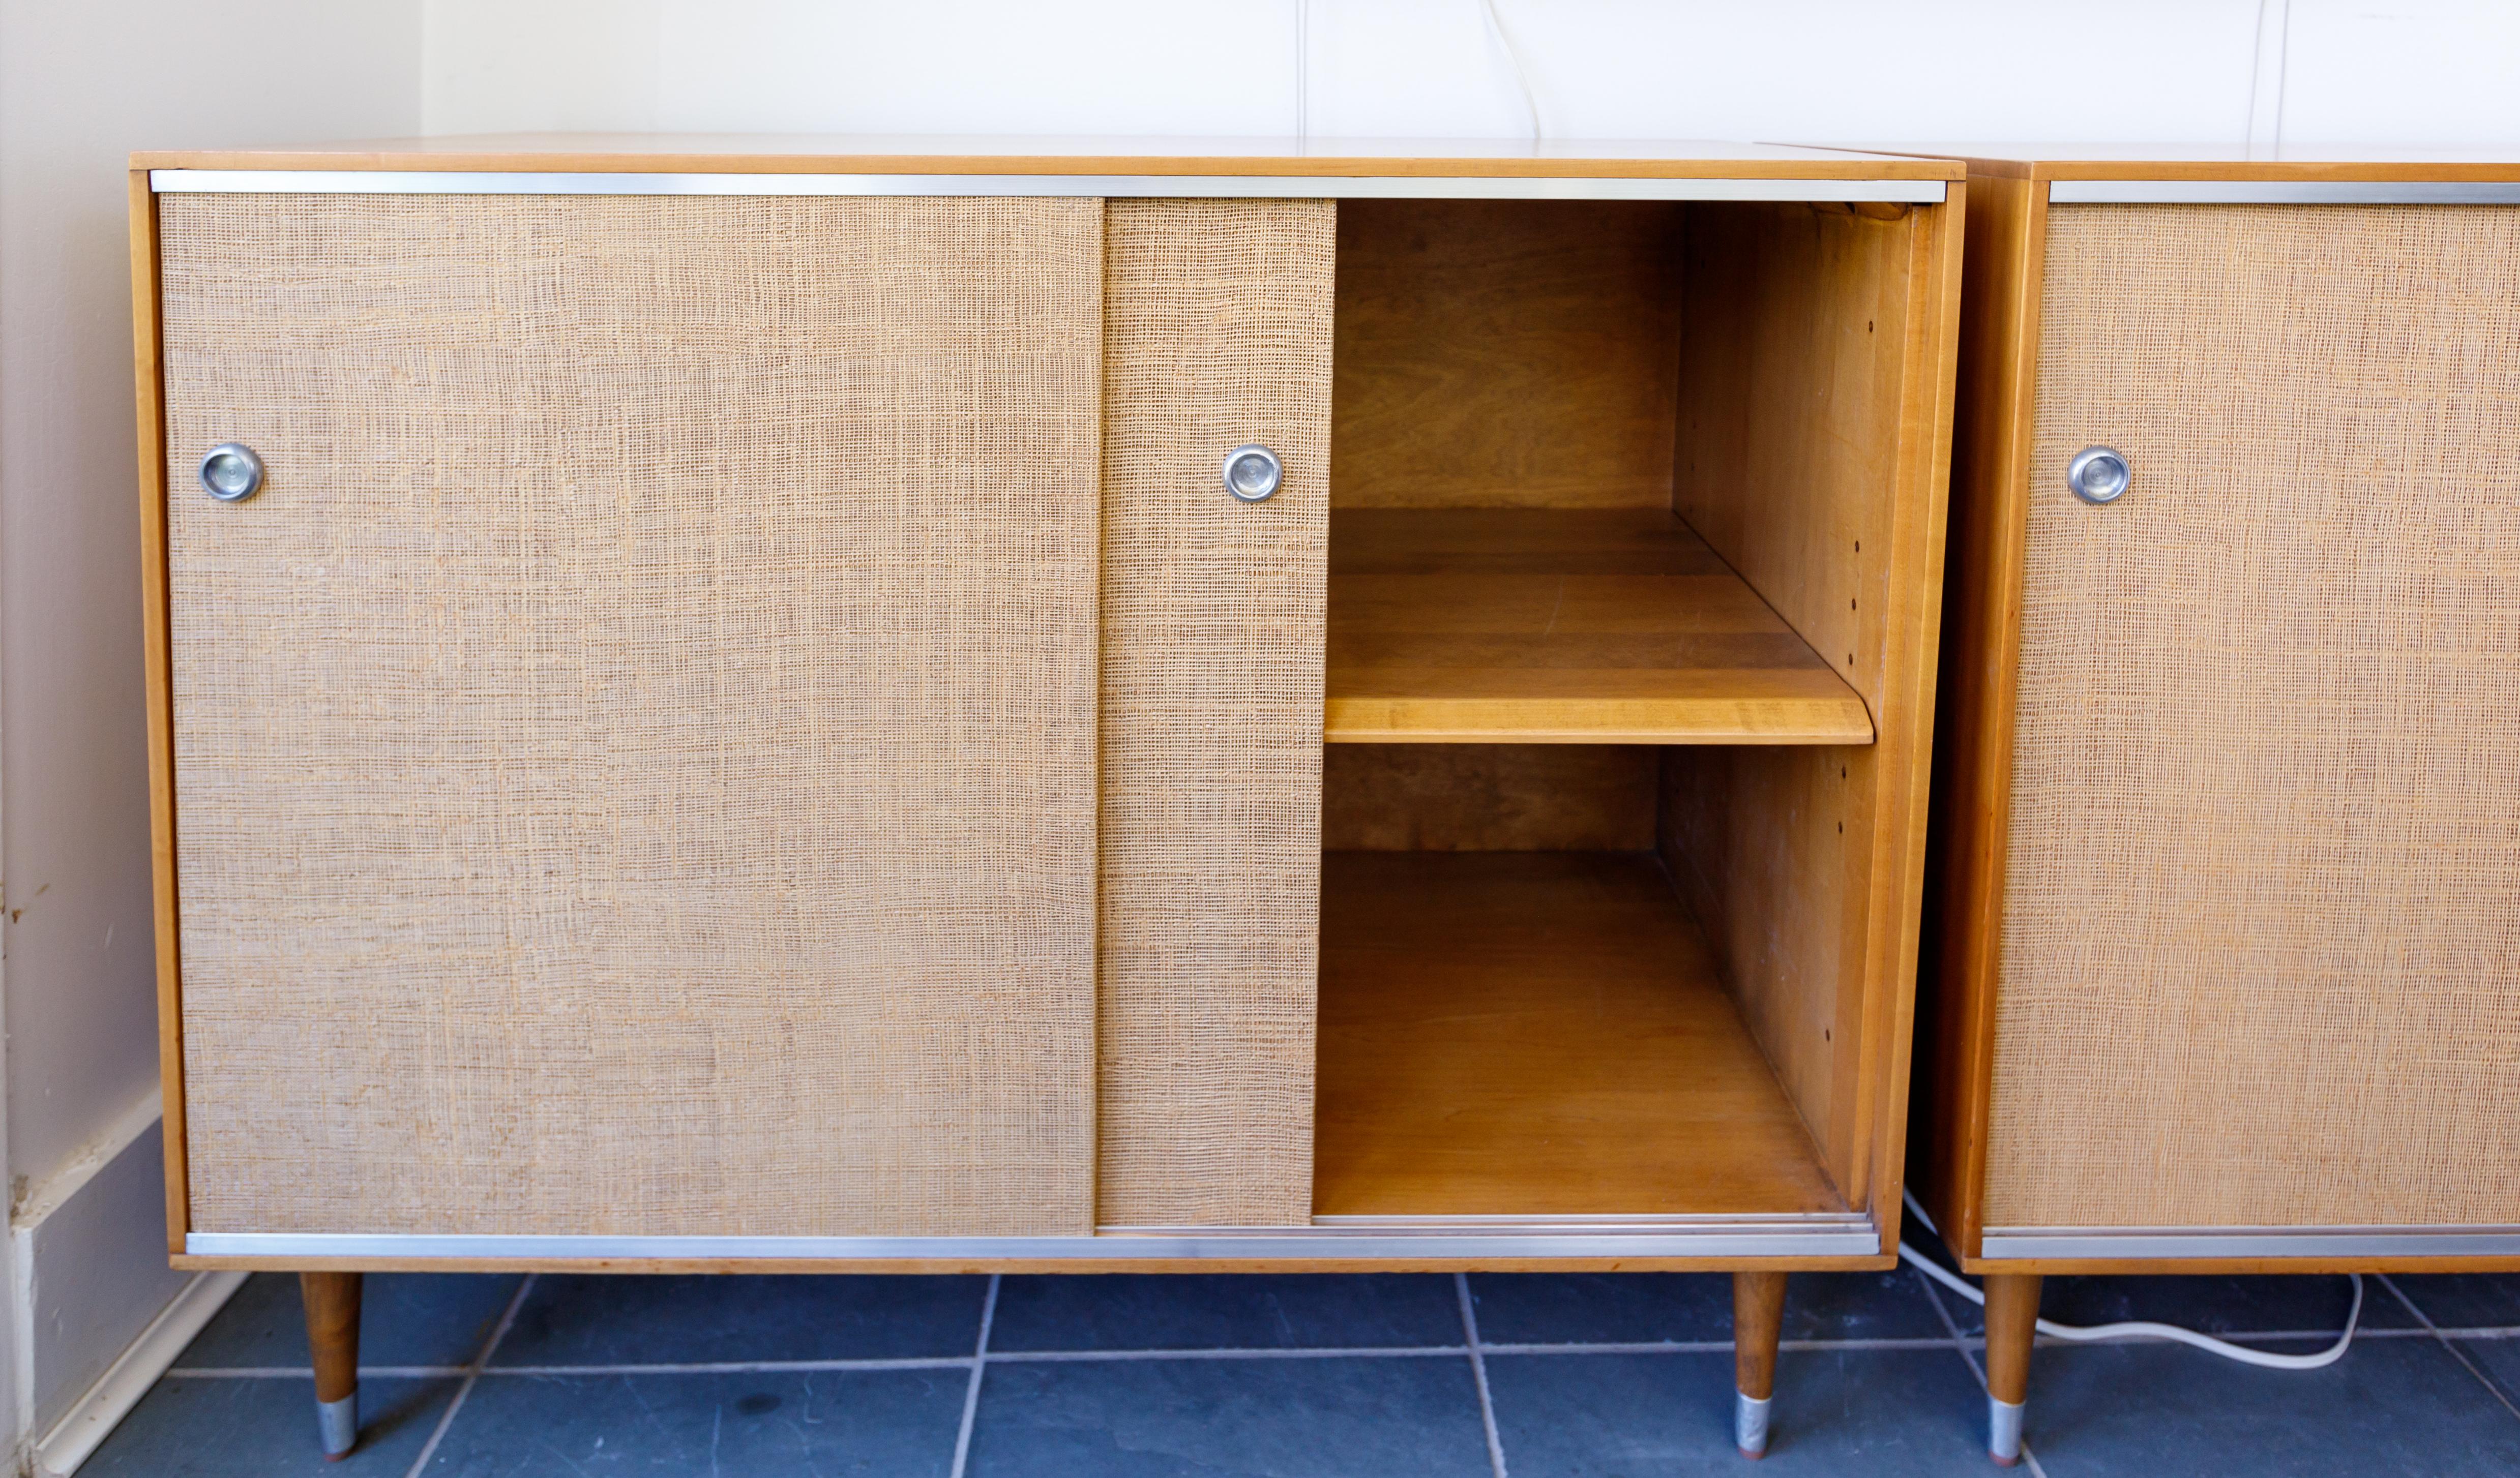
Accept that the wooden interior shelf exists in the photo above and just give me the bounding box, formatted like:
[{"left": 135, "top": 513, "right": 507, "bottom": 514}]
[
  {"left": 1312, "top": 850, "right": 1848, "bottom": 1219},
  {"left": 1323, "top": 508, "right": 1876, "bottom": 745}
]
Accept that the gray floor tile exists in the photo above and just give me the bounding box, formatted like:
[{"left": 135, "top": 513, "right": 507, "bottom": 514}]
[
  {"left": 84, "top": 1375, "right": 457, "bottom": 1475},
  {"left": 2389, "top": 1273, "right": 2520, "bottom": 1331},
  {"left": 176, "top": 1273, "right": 524, "bottom": 1369},
  {"left": 2021, "top": 1335, "right": 2520, "bottom": 1476},
  {"left": 1483, "top": 1347, "right": 1991, "bottom": 1475},
  {"left": 2452, "top": 1335, "right": 2520, "bottom": 1409},
  {"left": 426, "top": 1369, "right": 968, "bottom": 1475},
  {"left": 967, "top": 1354, "right": 1493, "bottom": 1477},
  {"left": 1468, "top": 1270, "right": 1949, "bottom": 1346},
  {"left": 490, "top": 1275, "right": 987, "bottom": 1365},
  {"left": 989, "top": 1275, "right": 1461, "bottom": 1353}
]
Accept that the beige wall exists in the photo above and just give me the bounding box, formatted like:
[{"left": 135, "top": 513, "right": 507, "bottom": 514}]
[{"left": 0, "top": 0, "right": 421, "bottom": 1444}]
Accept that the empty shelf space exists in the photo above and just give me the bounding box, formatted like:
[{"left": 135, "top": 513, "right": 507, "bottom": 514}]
[
  {"left": 1312, "top": 850, "right": 1848, "bottom": 1220},
  {"left": 1324, "top": 508, "right": 1875, "bottom": 744}
]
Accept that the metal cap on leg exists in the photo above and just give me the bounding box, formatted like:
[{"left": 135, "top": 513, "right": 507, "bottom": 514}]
[
  {"left": 1988, "top": 1395, "right": 2025, "bottom": 1466},
  {"left": 317, "top": 1393, "right": 358, "bottom": 1461},
  {"left": 1735, "top": 1391, "right": 1772, "bottom": 1459}
]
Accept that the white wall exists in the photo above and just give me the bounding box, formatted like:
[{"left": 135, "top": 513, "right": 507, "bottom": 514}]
[
  {"left": 420, "top": 0, "right": 2520, "bottom": 147},
  {"left": 0, "top": 0, "right": 422, "bottom": 1450}
]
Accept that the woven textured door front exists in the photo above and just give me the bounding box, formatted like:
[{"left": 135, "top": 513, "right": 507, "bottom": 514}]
[
  {"left": 1098, "top": 200, "right": 1333, "bottom": 1226},
  {"left": 160, "top": 194, "right": 1103, "bottom": 1237},
  {"left": 1989, "top": 204, "right": 2520, "bottom": 1229}
]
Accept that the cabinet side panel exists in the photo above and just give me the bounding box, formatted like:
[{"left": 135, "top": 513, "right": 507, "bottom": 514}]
[
  {"left": 1663, "top": 201, "right": 1935, "bottom": 1207},
  {"left": 1991, "top": 203, "right": 2520, "bottom": 1228},
  {"left": 1914, "top": 171, "right": 2040, "bottom": 1256},
  {"left": 161, "top": 193, "right": 1103, "bottom": 1237},
  {"left": 133, "top": 170, "right": 188, "bottom": 1251},
  {"left": 1100, "top": 198, "right": 1332, "bottom": 1226}
]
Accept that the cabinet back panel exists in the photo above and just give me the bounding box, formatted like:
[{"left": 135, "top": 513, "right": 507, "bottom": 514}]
[
  {"left": 1990, "top": 203, "right": 2520, "bottom": 1229},
  {"left": 159, "top": 193, "right": 1103, "bottom": 1238},
  {"left": 1322, "top": 745, "right": 1657, "bottom": 852},
  {"left": 1097, "top": 199, "right": 1333, "bottom": 1227},
  {"left": 1331, "top": 199, "right": 1683, "bottom": 509}
]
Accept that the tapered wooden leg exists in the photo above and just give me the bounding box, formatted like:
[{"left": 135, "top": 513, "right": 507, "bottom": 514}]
[
  {"left": 1982, "top": 1273, "right": 2041, "bottom": 1466},
  {"left": 301, "top": 1272, "right": 363, "bottom": 1461},
  {"left": 1732, "top": 1271, "right": 1788, "bottom": 1459}
]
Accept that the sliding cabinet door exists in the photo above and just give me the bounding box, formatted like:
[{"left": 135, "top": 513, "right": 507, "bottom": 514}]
[
  {"left": 159, "top": 193, "right": 1104, "bottom": 1237},
  {"left": 1989, "top": 202, "right": 2520, "bottom": 1231},
  {"left": 1098, "top": 199, "right": 1335, "bottom": 1227}
]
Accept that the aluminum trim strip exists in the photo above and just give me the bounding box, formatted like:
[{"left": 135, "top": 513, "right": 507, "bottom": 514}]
[
  {"left": 1307, "top": 1213, "right": 1872, "bottom": 1228},
  {"left": 1980, "top": 1225, "right": 2520, "bottom": 1260},
  {"left": 189, "top": 1225, "right": 1883, "bottom": 1261},
  {"left": 2048, "top": 179, "right": 2520, "bottom": 205},
  {"left": 149, "top": 170, "right": 1944, "bottom": 204}
]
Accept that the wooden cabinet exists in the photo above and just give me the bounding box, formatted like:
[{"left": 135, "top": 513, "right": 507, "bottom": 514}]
[
  {"left": 131, "top": 138, "right": 1963, "bottom": 1458},
  {"left": 1915, "top": 150, "right": 2520, "bottom": 1463}
]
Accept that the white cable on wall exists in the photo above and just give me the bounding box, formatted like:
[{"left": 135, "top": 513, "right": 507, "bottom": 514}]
[
  {"left": 2246, "top": 0, "right": 2292, "bottom": 157},
  {"left": 1479, "top": 0, "right": 1544, "bottom": 140},
  {"left": 1296, "top": 0, "right": 1310, "bottom": 144},
  {"left": 1901, "top": 1192, "right": 2362, "bottom": 1371}
]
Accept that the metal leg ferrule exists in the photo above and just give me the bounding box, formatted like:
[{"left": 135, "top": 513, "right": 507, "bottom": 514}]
[
  {"left": 317, "top": 1392, "right": 358, "bottom": 1461},
  {"left": 1988, "top": 1394, "right": 2025, "bottom": 1466},
  {"left": 1735, "top": 1391, "right": 1772, "bottom": 1458}
]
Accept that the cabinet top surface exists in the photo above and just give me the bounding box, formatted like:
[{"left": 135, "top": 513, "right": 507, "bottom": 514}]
[
  {"left": 133, "top": 133, "right": 1963, "bottom": 180},
  {"left": 1835, "top": 143, "right": 2520, "bottom": 182}
]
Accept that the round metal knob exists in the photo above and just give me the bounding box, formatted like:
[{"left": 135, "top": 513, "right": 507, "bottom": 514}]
[
  {"left": 1222, "top": 443, "right": 1282, "bottom": 503},
  {"left": 199, "top": 443, "right": 264, "bottom": 503},
  {"left": 2067, "top": 445, "right": 2130, "bottom": 505}
]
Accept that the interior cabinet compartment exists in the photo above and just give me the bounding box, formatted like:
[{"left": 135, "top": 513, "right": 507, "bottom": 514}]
[
  {"left": 1313, "top": 194, "right": 1951, "bottom": 1228},
  {"left": 1324, "top": 197, "right": 1921, "bottom": 749},
  {"left": 1314, "top": 842, "right": 1847, "bottom": 1218},
  {"left": 1315, "top": 746, "right": 1855, "bottom": 1220}
]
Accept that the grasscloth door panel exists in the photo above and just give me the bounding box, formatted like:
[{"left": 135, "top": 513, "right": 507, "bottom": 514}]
[
  {"left": 1990, "top": 204, "right": 2520, "bottom": 1229},
  {"left": 1098, "top": 200, "right": 1333, "bottom": 1226},
  {"left": 160, "top": 193, "right": 1103, "bottom": 1237}
]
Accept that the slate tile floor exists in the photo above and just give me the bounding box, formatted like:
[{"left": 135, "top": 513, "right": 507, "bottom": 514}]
[{"left": 87, "top": 1251, "right": 2520, "bottom": 1476}]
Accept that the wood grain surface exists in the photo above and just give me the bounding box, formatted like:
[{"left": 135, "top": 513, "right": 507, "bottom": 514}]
[
  {"left": 1330, "top": 199, "right": 1683, "bottom": 509},
  {"left": 1325, "top": 508, "right": 1874, "bottom": 744},
  {"left": 1313, "top": 851, "right": 1847, "bottom": 1218}
]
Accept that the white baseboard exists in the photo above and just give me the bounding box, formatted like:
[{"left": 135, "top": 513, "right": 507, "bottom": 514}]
[
  {"left": 28, "top": 1270, "right": 246, "bottom": 1478},
  {"left": 8, "top": 1091, "right": 218, "bottom": 1472}
]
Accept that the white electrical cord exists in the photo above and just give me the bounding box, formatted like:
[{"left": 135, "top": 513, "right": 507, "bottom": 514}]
[
  {"left": 1900, "top": 1192, "right": 2362, "bottom": 1371},
  {"left": 1478, "top": 0, "right": 1544, "bottom": 140},
  {"left": 1294, "top": 0, "right": 1309, "bottom": 144}
]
